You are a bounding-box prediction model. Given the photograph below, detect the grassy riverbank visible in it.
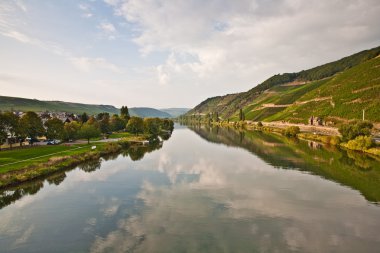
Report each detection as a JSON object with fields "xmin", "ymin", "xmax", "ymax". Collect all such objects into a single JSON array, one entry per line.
[{"xmin": 0, "ymin": 135, "xmax": 151, "ymax": 188}]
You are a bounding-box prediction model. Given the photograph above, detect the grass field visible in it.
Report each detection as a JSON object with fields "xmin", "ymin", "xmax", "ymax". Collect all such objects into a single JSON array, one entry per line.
[
  {"xmin": 108, "ymin": 132, "xmax": 134, "ymax": 138},
  {"xmin": 0, "ymin": 143, "xmax": 105, "ymax": 173}
]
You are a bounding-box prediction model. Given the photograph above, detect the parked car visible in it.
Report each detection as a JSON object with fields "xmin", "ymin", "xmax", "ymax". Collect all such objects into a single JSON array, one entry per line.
[
  {"xmin": 47, "ymin": 139, "xmax": 61, "ymax": 145},
  {"xmin": 26, "ymin": 137, "xmax": 40, "ymax": 144}
]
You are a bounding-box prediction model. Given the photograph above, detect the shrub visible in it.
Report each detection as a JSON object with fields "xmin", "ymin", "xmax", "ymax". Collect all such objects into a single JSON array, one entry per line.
[
  {"xmin": 283, "ymin": 126, "xmax": 300, "ymax": 137},
  {"xmin": 346, "ymin": 136, "xmax": 374, "ymax": 151},
  {"xmin": 329, "ymin": 136, "xmax": 341, "ymax": 145},
  {"xmin": 338, "ymin": 121, "xmax": 373, "ymax": 142},
  {"xmin": 103, "ymin": 142, "xmax": 121, "ymax": 153}
]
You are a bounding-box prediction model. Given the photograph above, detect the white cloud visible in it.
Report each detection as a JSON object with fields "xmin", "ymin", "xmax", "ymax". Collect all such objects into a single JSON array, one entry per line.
[
  {"xmin": 98, "ymin": 21, "xmax": 116, "ymax": 33},
  {"xmin": 14, "ymin": 0, "xmax": 27, "ymax": 12},
  {"xmin": 1, "ymin": 30, "xmax": 33, "ymax": 44},
  {"xmin": 111, "ymin": 0, "xmax": 380, "ymax": 91},
  {"xmin": 97, "ymin": 21, "xmax": 118, "ymax": 40},
  {"xmin": 79, "ymin": 3, "xmax": 93, "ymax": 18},
  {"xmin": 70, "ymin": 57, "xmax": 122, "ymax": 73},
  {"xmin": 103, "ymin": 0, "xmax": 121, "ymax": 7}
]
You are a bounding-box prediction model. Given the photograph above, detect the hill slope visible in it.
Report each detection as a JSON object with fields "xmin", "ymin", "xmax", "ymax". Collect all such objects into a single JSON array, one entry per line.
[
  {"xmin": 160, "ymin": 108, "xmax": 191, "ymax": 117},
  {"xmin": 0, "ymin": 95, "xmax": 119, "ymax": 115},
  {"xmin": 0, "ymin": 96, "xmax": 175, "ymax": 118},
  {"xmin": 129, "ymin": 107, "xmax": 171, "ymax": 118},
  {"xmin": 187, "ymin": 46, "xmax": 380, "ymax": 123}
]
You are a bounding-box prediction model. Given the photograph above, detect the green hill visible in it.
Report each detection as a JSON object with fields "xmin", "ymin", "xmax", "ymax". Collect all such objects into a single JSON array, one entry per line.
[
  {"xmin": 0, "ymin": 96, "xmax": 176, "ymax": 118},
  {"xmin": 187, "ymin": 46, "xmax": 380, "ymax": 123},
  {"xmin": 0, "ymin": 95, "xmax": 119, "ymax": 115},
  {"xmin": 129, "ymin": 107, "xmax": 171, "ymax": 118},
  {"xmin": 160, "ymin": 108, "xmax": 191, "ymax": 117}
]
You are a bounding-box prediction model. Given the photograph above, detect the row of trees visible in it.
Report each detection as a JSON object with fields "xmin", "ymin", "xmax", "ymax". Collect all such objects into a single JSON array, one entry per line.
[
  {"xmin": 126, "ymin": 117, "xmax": 174, "ymax": 136},
  {"xmin": 0, "ymin": 107, "xmax": 174, "ymax": 147}
]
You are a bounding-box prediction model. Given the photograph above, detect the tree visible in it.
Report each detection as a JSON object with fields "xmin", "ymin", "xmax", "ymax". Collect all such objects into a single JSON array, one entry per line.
[
  {"xmin": 0, "ymin": 113, "xmax": 7, "ymax": 149},
  {"xmin": 63, "ymin": 121, "xmax": 81, "ymax": 141},
  {"xmin": 86, "ymin": 116, "xmax": 98, "ymax": 125},
  {"xmin": 97, "ymin": 113, "xmax": 110, "ymax": 134},
  {"xmin": 78, "ymin": 122, "xmax": 101, "ymax": 144},
  {"xmin": 143, "ymin": 118, "xmax": 160, "ymax": 136},
  {"xmin": 2, "ymin": 112, "xmax": 20, "ymax": 148},
  {"xmin": 162, "ymin": 119, "xmax": 174, "ymax": 132},
  {"xmin": 80, "ymin": 112, "xmax": 89, "ymax": 123},
  {"xmin": 110, "ymin": 114, "xmax": 125, "ymax": 131},
  {"xmin": 19, "ymin": 111, "xmax": 44, "ymax": 144},
  {"xmin": 120, "ymin": 106, "xmax": 130, "ymax": 122},
  {"xmin": 126, "ymin": 116, "xmax": 144, "ymax": 135},
  {"xmin": 45, "ymin": 118, "xmax": 64, "ymax": 140},
  {"xmin": 339, "ymin": 121, "xmax": 373, "ymax": 142},
  {"xmin": 239, "ymin": 109, "xmax": 245, "ymax": 121},
  {"xmin": 283, "ymin": 126, "xmax": 300, "ymax": 137}
]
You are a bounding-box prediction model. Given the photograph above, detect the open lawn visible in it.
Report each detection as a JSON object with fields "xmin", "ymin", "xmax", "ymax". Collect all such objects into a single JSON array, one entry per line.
[
  {"xmin": 108, "ymin": 132, "xmax": 134, "ymax": 139},
  {"xmin": 0, "ymin": 143, "xmax": 106, "ymax": 173}
]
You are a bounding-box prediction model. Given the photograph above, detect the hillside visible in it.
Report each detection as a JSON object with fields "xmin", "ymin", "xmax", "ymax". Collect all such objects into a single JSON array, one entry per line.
[
  {"xmin": 0, "ymin": 96, "xmax": 176, "ymax": 118},
  {"xmin": 187, "ymin": 46, "xmax": 380, "ymax": 123},
  {"xmin": 129, "ymin": 107, "xmax": 171, "ymax": 118},
  {"xmin": 0, "ymin": 95, "xmax": 119, "ymax": 115},
  {"xmin": 160, "ymin": 108, "xmax": 191, "ymax": 117}
]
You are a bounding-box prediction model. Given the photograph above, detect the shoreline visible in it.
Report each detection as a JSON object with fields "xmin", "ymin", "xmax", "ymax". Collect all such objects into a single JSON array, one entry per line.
[
  {"xmin": 0, "ymin": 137, "xmax": 152, "ymax": 189},
  {"xmin": 201, "ymin": 121, "xmax": 380, "ymax": 158}
]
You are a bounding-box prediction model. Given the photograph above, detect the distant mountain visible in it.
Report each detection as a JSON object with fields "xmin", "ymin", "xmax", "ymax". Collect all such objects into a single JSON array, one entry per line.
[
  {"xmin": 0, "ymin": 95, "xmax": 119, "ymax": 115},
  {"xmin": 160, "ymin": 108, "xmax": 191, "ymax": 117},
  {"xmin": 0, "ymin": 96, "xmax": 177, "ymax": 118},
  {"xmin": 129, "ymin": 107, "xmax": 172, "ymax": 118},
  {"xmin": 187, "ymin": 46, "xmax": 380, "ymax": 123}
]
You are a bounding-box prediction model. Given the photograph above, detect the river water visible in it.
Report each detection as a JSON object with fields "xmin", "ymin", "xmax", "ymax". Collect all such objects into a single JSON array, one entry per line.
[{"xmin": 1, "ymin": 125, "xmax": 380, "ymax": 252}]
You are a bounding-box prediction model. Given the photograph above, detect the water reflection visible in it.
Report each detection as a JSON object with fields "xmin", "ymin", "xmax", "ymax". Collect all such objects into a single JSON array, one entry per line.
[
  {"xmin": 189, "ymin": 125, "xmax": 380, "ymax": 203},
  {"xmin": 0, "ymin": 126, "xmax": 380, "ymax": 253},
  {"xmin": 0, "ymin": 141, "xmax": 164, "ymax": 210}
]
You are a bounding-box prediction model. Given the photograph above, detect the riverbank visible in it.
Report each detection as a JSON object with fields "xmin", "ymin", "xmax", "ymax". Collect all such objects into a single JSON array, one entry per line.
[
  {"xmin": 207, "ymin": 121, "xmax": 380, "ymax": 157},
  {"xmin": 0, "ymin": 135, "xmax": 151, "ymax": 188}
]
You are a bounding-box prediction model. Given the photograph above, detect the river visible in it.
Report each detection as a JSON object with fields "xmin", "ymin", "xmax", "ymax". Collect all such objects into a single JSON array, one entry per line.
[{"xmin": 0, "ymin": 125, "xmax": 380, "ymax": 252}]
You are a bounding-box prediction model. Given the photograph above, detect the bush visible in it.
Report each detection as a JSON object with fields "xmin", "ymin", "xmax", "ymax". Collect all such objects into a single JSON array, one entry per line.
[
  {"xmin": 329, "ymin": 136, "xmax": 341, "ymax": 145},
  {"xmin": 102, "ymin": 142, "xmax": 121, "ymax": 153},
  {"xmin": 283, "ymin": 126, "xmax": 300, "ymax": 137},
  {"xmin": 338, "ymin": 121, "xmax": 373, "ymax": 142},
  {"xmin": 346, "ymin": 136, "xmax": 374, "ymax": 151}
]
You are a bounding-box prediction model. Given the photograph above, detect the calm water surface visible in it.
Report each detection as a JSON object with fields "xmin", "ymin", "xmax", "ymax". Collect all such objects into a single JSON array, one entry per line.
[{"xmin": 1, "ymin": 125, "xmax": 380, "ymax": 252}]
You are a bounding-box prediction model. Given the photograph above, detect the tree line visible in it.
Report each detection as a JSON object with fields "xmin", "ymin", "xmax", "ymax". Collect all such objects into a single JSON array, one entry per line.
[{"xmin": 0, "ymin": 106, "xmax": 174, "ymax": 148}]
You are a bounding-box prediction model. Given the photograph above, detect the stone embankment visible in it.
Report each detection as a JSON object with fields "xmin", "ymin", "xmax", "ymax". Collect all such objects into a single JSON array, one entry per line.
[{"xmin": 254, "ymin": 121, "xmax": 340, "ymax": 136}]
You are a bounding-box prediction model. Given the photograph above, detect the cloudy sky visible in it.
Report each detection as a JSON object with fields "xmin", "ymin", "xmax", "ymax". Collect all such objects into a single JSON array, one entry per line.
[{"xmin": 0, "ymin": 0, "xmax": 379, "ymax": 108}]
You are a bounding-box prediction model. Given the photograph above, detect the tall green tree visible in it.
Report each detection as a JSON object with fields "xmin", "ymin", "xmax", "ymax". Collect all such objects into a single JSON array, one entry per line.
[
  {"xmin": 2, "ymin": 112, "xmax": 20, "ymax": 148},
  {"xmin": 126, "ymin": 116, "xmax": 144, "ymax": 135},
  {"xmin": 19, "ymin": 111, "xmax": 44, "ymax": 143},
  {"xmin": 45, "ymin": 118, "xmax": 64, "ymax": 140},
  {"xmin": 78, "ymin": 122, "xmax": 101, "ymax": 144},
  {"xmin": 0, "ymin": 113, "xmax": 7, "ymax": 149},
  {"xmin": 162, "ymin": 119, "xmax": 174, "ymax": 132},
  {"xmin": 239, "ymin": 109, "xmax": 245, "ymax": 121},
  {"xmin": 110, "ymin": 114, "xmax": 125, "ymax": 131},
  {"xmin": 97, "ymin": 113, "xmax": 110, "ymax": 134},
  {"xmin": 143, "ymin": 118, "xmax": 160, "ymax": 136},
  {"xmin": 81, "ymin": 112, "xmax": 89, "ymax": 123},
  {"xmin": 120, "ymin": 106, "xmax": 130, "ymax": 121}
]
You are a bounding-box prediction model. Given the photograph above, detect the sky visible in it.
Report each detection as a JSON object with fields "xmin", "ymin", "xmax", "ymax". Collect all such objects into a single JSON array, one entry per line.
[{"xmin": 0, "ymin": 0, "xmax": 379, "ymax": 108}]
